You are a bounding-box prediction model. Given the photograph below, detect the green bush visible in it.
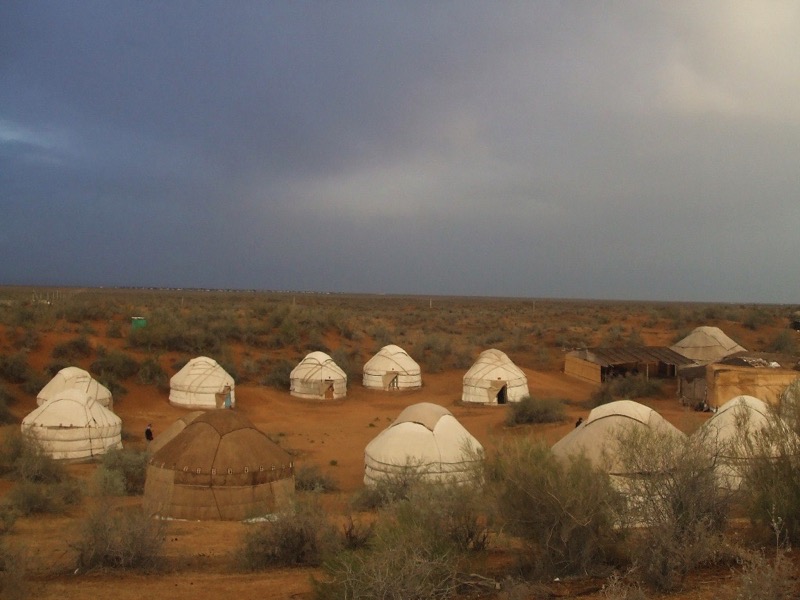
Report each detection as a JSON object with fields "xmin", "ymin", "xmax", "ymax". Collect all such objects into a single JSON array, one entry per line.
[
  {"xmin": 137, "ymin": 357, "xmax": 168, "ymax": 388},
  {"xmin": 330, "ymin": 348, "xmax": 360, "ymax": 383},
  {"xmin": 505, "ymin": 396, "xmax": 566, "ymax": 426},
  {"xmin": 261, "ymin": 359, "xmax": 294, "ymax": 389},
  {"xmin": 94, "ymin": 447, "xmax": 149, "ymax": 495},
  {"xmin": 0, "ymin": 353, "xmax": 31, "ymax": 385},
  {"xmin": 106, "ymin": 320, "xmax": 123, "ymax": 338},
  {"xmin": 486, "ymin": 438, "xmax": 622, "ymax": 577},
  {"xmin": 91, "ymin": 349, "xmax": 140, "ymax": 380},
  {"xmin": 0, "ymin": 431, "xmax": 66, "ymax": 483},
  {"xmin": 51, "ymin": 336, "xmax": 93, "ymax": 361},
  {"xmin": 73, "ymin": 505, "xmax": 165, "ymax": 571},
  {"xmin": 236, "ymin": 497, "xmax": 338, "ymax": 570}
]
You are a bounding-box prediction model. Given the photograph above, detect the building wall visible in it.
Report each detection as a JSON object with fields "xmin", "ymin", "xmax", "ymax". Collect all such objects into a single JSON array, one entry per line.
[
  {"xmin": 564, "ymin": 355, "xmax": 602, "ymax": 384},
  {"xmin": 707, "ymin": 365, "xmax": 799, "ymax": 408}
]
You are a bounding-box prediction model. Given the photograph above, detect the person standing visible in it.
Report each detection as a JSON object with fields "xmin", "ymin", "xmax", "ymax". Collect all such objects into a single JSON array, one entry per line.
[{"xmin": 145, "ymin": 423, "xmax": 154, "ymax": 445}]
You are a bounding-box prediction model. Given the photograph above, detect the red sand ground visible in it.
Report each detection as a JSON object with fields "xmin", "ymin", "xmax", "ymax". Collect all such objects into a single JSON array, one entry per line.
[{"xmin": 1, "ymin": 302, "xmax": 797, "ymax": 599}]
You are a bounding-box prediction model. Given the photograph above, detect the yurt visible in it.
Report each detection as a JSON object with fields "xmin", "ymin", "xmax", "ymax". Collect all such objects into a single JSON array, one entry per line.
[
  {"xmin": 551, "ymin": 400, "xmax": 684, "ymax": 477},
  {"xmin": 148, "ymin": 411, "xmax": 203, "ymax": 455},
  {"xmin": 144, "ymin": 410, "xmax": 294, "ymax": 521},
  {"xmin": 290, "ymin": 351, "xmax": 346, "ymax": 400},
  {"xmin": 362, "ymin": 344, "xmax": 422, "ymax": 391},
  {"xmin": 462, "ymin": 349, "xmax": 529, "ymax": 405},
  {"xmin": 169, "ymin": 356, "xmax": 235, "ymax": 409},
  {"xmin": 37, "ymin": 366, "xmax": 113, "ymax": 410},
  {"xmin": 364, "ymin": 402, "xmax": 483, "ymax": 486},
  {"xmin": 670, "ymin": 326, "xmax": 746, "ymax": 364},
  {"xmin": 21, "ymin": 388, "xmax": 122, "ymax": 461},
  {"xmin": 695, "ymin": 395, "xmax": 771, "ymax": 489}
]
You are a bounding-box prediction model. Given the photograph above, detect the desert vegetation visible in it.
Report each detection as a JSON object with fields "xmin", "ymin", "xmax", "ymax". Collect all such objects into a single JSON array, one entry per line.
[{"xmin": 0, "ymin": 287, "xmax": 797, "ymax": 599}]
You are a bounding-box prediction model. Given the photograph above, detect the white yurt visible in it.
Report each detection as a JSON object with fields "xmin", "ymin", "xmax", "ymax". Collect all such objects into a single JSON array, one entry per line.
[
  {"xmin": 169, "ymin": 356, "xmax": 235, "ymax": 409},
  {"xmin": 695, "ymin": 394, "xmax": 771, "ymax": 489},
  {"xmin": 290, "ymin": 351, "xmax": 346, "ymax": 400},
  {"xmin": 670, "ymin": 326, "xmax": 746, "ymax": 364},
  {"xmin": 37, "ymin": 366, "xmax": 113, "ymax": 410},
  {"xmin": 551, "ymin": 400, "xmax": 684, "ymax": 477},
  {"xmin": 364, "ymin": 402, "xmax": 484, "ymax": 486},
  {"xmin": 462, "ymin": 349, "xmax": 529, "ymax": 405},
  {"xmin": 21, "ymin": 388, "xmax": 122, "ymax": 460},
  {"xmin": 362, "ymin": 344, "xmax": 422, "ymax": 391}
]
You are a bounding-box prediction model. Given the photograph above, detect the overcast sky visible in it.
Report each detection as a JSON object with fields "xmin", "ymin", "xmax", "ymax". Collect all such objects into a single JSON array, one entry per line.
[{"xmin": 2, "ymin": 2, "xmax": 798, "ymax": 303}]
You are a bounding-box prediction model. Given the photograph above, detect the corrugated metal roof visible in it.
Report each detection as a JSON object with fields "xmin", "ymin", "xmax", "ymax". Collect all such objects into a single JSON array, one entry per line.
[{"xmin": 569, "ymin": 346, "xmax": 695, "ymax": 368}]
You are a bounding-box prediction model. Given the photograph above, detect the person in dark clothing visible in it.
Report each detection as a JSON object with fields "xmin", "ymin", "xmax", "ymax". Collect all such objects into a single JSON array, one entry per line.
[
  {"xmin": 145, "ymin": 424, "xmax": 154, "ymax": 443},
  {"xmin": 575, "ymin": 417, "xmax": 583, "ymax": 428}
]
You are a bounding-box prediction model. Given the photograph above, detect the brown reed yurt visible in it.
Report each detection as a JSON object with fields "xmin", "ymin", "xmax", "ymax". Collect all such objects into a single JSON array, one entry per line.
[
  {"xmin": 148, "ymin": 411, "xmax": 204, "ymax": 455},
  {"xmin": 143, "ymin": 410, "xmax": 294, "ymax": 520}
]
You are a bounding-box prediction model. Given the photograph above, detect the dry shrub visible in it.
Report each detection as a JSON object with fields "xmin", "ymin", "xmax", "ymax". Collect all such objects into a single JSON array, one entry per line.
[
  {"xmin": 730, "ymin": 548, "xmax": 796, "ymax": 600},
  {"xmin": 487, "ymin": 438, "xmax": 622, "ymax": 577},
  {"xmin": 317, "ymin": 479, "xmax": 487, "ymax": 598},
  {"xmin": 315, "ymin": 509, "xmax": 459, "ymax": 600},
  {"xmin": 237, "ymin": 496, "xmax": 338, "ymax": 570},
  {"xmin": 589, "ymin": 374, "xmax": 662, "ymax": 407},
  {"xmin": 398, "ymin": 482, "xmax": 489, "ymax": 552},
  {"xmin": 340, "ymin": 515, "xmax": 375, "ymax": 550},
  {"xmin": 614, "ymin": 427, "xmax": 730, "ymax": 591},
  {"xmin": 295, "ymin": 463, "xmax": 340, "ymax": 493},
  {"xmin": 0, "ymin": 539, "xmax": 28, "ymax": 600},
  {"xmin": 0, "ymin": 386, "xmax": 16, "ymax": 424},
  {"xmin": 602, "ymin": 572, "xmax": 647, "ymax": 600},
  {"xmin": 73, "ymin": 504, "xmax": 165, "ymax": 571},
  {"xmin": 9, "ymin": 478, "xmax": 83, "ymax": 516},
  {"xmin": 505, "ymin": 396, "xmax": 566, "ymax": 426},
  {"xmin": 740, "ymin": 379, "xmax": 800, "ymax": 544},
  {"xmin": 350, "ymin": 463, "xmax": 424, "ymax": 511}
]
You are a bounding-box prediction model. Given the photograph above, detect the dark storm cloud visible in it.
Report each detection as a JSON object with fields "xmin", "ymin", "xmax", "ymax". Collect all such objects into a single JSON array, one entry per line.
[{"xmin": 1, "ymin": 2, "xmax": 799, "ymax": 301}]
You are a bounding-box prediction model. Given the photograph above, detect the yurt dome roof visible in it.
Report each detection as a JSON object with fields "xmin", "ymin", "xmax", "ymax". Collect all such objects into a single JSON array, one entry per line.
[{"xmin": 364, "ymin": 345, "xmax": 420, "ymax": 375}]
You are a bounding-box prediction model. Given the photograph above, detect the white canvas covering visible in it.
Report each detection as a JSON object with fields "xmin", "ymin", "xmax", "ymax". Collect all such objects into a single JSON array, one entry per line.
[
  {"xmin": 695, "ymin": 395, "xmax": 771, "ymax": 489},
  {"xmin": 551, "ymin": 400, "xmax": 684, "ymax": 476},
  {"xmin": 22, "ymin": 388, "xmax": 122, "ymax": 461},
  {"xmin": 169, "ymin": 356, "xmax": 235, "ymax": 409},
  {"xmin": 290, "ymin": 351, "xmax": 346, "ymax": 400},
  {"xmin": 362, "ymin": 344, "xmax": 422, "ymax": 391},
  {"xmin": 462, "ymin": 349, "xmax": 529, "ymax": 404},
  {"xmin": 670, "ymin": 326, "xmax": 746, "ymax": 364},
  {"xmin": 364, "ymin": 402, "xmax": 483, "ymax": 485},
  {"xmin": 37, "ymin": 366, "xmax": 113, "ymax": 410}
]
